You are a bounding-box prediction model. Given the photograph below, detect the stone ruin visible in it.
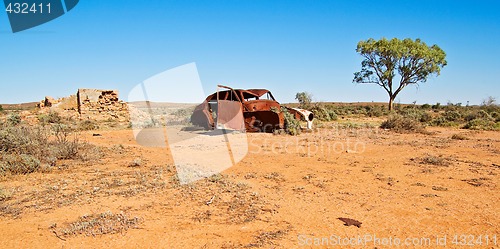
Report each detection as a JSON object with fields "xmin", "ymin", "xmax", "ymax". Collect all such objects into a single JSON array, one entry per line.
[{"xmin": 37, "ymin": 88, "xmax": 129, "ymax": 122}]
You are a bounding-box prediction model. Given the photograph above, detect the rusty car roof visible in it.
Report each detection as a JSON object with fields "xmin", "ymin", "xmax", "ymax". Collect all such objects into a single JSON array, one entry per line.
[{"xmin": 205, "ymin": 89, "xmax": 273, "ymax": 101}]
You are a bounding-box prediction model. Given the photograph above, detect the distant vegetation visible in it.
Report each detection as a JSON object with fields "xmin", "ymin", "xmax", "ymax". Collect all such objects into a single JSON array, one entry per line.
[{"xmin": 290, "ymin": 95, "xmax": 500, "ymax": 132}]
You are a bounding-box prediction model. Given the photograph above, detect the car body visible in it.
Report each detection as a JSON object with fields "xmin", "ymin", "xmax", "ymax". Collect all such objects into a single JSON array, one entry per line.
[{"xmin": 191, "ymin": 85, "xmax": 313, "ymax": 132}]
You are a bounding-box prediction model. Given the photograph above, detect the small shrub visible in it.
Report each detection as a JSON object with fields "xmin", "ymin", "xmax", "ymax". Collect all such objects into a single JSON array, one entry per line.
[
  {"xmin": 79, "ymin": 120, "xmax": 98, "ymax": 131},
  {"xmin": 451, "ymin": 134, "xmax": 468, "ymax": 140},
  {"xmin": 477, "ymin": 110, "xmax": 493, "ymax": 120},
  {"xmin": 431, "ymin": 116, "xmax": 457, "ymax": 127},
  {"xmin": 0, "ymin": 186, "xmax": 12, "ymax": 201},
  {"xmin": 419, "ymin": 112, "xmax": 433, "ymax": 123},
  {"xmin": 52, "ymin": 125, "xmax": 81, "ymax": 159},
  {"xmin": 58, "ymin": 211, "xmax": 142, "ymax": 237},
  {"xmin": 399, "ymin": 108, "xmax": 425, "ymax": 121},
  {"xmin": 7, "ymin": 113, "xmax": 21, "ymax": 126},
  {"xmin": 365, "ymin": 105, "xmax": 387, "ymax": 117},
  {"xmin": 417, "ymin": 154, "xmax": 449, "ymax": 166},
  {"xmin": 282, "ymin": 108, "xmax": 301, "ymax": 135},
  {"xmin": 432, "ymin": 102, "xmax": 441, "ymax": 110},
  {"xmin": 421, "ymin": 104, "xmax": 431, "ymax": 109},
  {"xmin": 38, "ymin": 111, "xmax": 62, "ymax": 125},
  {"xmin": 310, "ymin": 106, "xmax": 337, "ymax": 121},
  {"xmin": 444, "ymin": 110, "xmax": 462, "ymax": 122},
  {"xmin": 463, "ymin": 118, "xmax": 500, "ymax": 131},
  {"xmin": 380, "ymin": 115, "xmax": 423, "ymax": 133},
  {"xmin": 0, "ymin": 153, "xmax": 41, "ymax": 175},
  {"xmin": 0, "ymin": 124, "xmax": 98, "ymax": 175},
  {"xmin": 0, "ymin": 105, "xmax": 3, "ymax": 112}
]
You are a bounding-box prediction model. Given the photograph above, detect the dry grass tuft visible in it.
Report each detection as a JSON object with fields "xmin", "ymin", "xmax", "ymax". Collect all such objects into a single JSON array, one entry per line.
[
  {"xmin": 57, "ymin": 211, "xmax": 142, "ymax": 237},
  {"xmin": 412, "ymin": 154, "xmax": 451, "ymax": 167},
  {"xmin": 246, "ymin": 226, "xmax": 291, "ymax": 247},
  {"xmin": 451, "ymin": 134, "xmax": 469, "ymax": 140}
]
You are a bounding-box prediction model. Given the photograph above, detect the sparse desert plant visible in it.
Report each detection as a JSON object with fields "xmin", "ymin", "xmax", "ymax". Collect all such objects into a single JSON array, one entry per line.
[
  {"xmin": 421, "ymin": 103, "xmax": 431, "ymax": 109},
  {"xmin": 78, "ymin": 119, "xmax": 98, "ymax": 131},
  {"xmin": 463, "ymin": 118, "xmax": 500, "ymax": 131},
  {"xmin": 310, "ymin": 105, "xmax": 338, "ymax": 121},
  {"xmin": 432, "ymin": 102, "xmax": 441, "ymax": 110},
  {"xmin": 419, "ymin": 112, "xmax": 433, "ymax": 122},
  {"xmin": 295, "ymin": 92, "xmax": 312, "ymax": 109},
  {"xmin": 443, "ymin": 110, "xmax": 462, "ymax": 122},
  {"xmin": 38, "ymin": 111, "xmax": 62, "ymax": 125},
  {"xmin": 0, "ymin": 153, "xmax": 41, "ymax": 175},
  {"xmin": 51, "ymin": 124, "xmax": 80, "ymax": 160},
  {"xmin": 282, "ymin": 107, "xmax": 301, "ymax": 135},
  {"xmin": 0, "ymin": 124, "xmax": 98, "ymax": 176},
  {"xmin": 415, "ymin": 154, "xmax": 450, "ymax": 166},
  {"xmin": 7, "ymin": 113, "xmax": 21, "ymax": 126},
  {"xmin": 451, "ymin": 134, "xmax": 468, "ymax": 140},
  {"xmin": 0, "ymin": 186, "xmax": 12, "ymax": 201},
  {"xmin": 380, "ymin": 115, "xmax": 424, "ymax": 133},
  {"xmin": 58, "ymin": 211, "xmax": 142, "ymax": 237}
]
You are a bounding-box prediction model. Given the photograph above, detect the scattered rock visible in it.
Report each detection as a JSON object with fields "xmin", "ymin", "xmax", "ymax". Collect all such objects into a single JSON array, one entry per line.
[{"xmin": 338, "ymin": 217, "xmax": 362, "ymax": 228}]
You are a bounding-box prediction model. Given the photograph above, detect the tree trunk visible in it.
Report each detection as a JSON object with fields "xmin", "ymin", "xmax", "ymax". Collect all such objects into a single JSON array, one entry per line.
[{"xmin": 388, "ymin": 97, "xmax": 394, "ymax": 111}]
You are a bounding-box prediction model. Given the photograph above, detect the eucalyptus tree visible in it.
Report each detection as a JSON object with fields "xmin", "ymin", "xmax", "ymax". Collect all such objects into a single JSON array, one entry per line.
[{"xmin": 353, "ymin": 38, "xmax": 447, "ymax": 110}]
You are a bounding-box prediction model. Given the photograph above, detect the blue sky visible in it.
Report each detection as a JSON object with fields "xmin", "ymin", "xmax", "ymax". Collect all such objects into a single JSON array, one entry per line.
[{"xmin": 1, "ymin": 0, "xmax": 499, "ymax": 105}]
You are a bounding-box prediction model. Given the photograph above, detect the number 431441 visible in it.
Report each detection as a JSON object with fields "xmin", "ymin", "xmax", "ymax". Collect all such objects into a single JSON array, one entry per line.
[{"xmin": 5, "ymin": 3, "xmax": 51, "ymax": 14}]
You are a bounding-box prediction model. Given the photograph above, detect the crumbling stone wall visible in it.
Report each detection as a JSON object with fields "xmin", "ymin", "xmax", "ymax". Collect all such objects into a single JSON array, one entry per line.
[
  {"xmin": 37, "ymin": 89, "xmax": 129, "ymax": 122},
  {"xmin": 77, "ymin": 89, "xmax": 128, "ymax": 121}
]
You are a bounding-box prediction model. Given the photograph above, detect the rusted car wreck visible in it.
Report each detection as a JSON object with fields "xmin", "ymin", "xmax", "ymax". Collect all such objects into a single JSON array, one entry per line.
[{"xmin": 191, "ymin": 85, "xmax": 313, "ymax": 132}]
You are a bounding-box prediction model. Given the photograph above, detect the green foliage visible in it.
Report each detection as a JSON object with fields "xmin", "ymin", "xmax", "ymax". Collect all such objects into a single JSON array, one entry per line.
[
  {"xmin": 281, "ymin": 108, "xmax": 301, "ymax": 135},
  {"xmin": 0, "ymin": 105, "xmax": 3, "ymax": 112},
  {"xmin": 431, "ymin": 117, "xmax": 457, "ymax": 127},
  {"xmin": 295, "ymin": 92, "xmax": 312, "ymax": 109},
  {"xmin": 463, "ymin": 118, "xmax": 500, "ymax": 131},
  {"xmin": 310, "ymin": 106, "xmax": 338, "ymax": 121},
  {"xmin": 443, "ymin": 110, "xmax": 462, "ymax": 122},
  {"xmin": 354, "ymin": 37, "xmax": 447, "ymax": 110}
]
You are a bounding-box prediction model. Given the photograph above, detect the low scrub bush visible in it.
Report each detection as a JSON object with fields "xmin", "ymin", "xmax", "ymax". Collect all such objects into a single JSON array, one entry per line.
[
  {"xmin": 0, "ymin": 154, "xmax": 41, "ymax": 175},
  {"xmin": 37, "ymin": 111, "xmax": 62, "ymax": 125},
  {"xmin": 282, "ymin": 108, "xmax": 301, "ymax": 135},
  {"xmin": 310, "ymin": 106, "xmax": 338, "ymax": 121},
  {"xmin": 78, "ymin": 120, "xmax": 99, "ymax": 131},
  {"xmin": 463, "ymin": 118, "xmax": 500, "ymax": 131},
  {"xmin": 58, "ymin": 211, "xmax": 142, "ymax": 237},
  {"xmin": 7, "ymin": 113, "xmax": 21, "ymax": 126},
  {"xmin": 380, "ymin": 115, "xmax": 424, "ymax": 133},
  {"xmin": 0, "ymin": 124, "xmax": 98, "ymax": 176}
]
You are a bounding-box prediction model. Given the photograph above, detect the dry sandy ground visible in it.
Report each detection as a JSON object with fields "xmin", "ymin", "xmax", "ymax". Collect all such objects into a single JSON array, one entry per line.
[{"xmin": 0, "ymin": 122, "xmax": 498, "ymax": 248}]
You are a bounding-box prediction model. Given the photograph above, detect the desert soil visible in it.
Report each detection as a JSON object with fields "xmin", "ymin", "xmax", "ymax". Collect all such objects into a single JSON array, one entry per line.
[{"xmin": 0, "ymin": 123, "xmax": 498, "ymax": 248}]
